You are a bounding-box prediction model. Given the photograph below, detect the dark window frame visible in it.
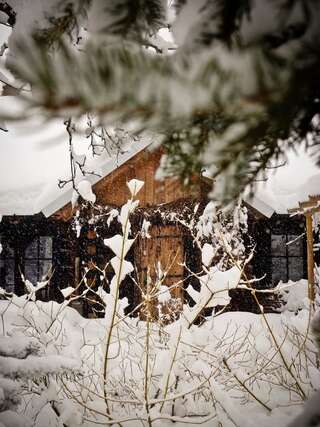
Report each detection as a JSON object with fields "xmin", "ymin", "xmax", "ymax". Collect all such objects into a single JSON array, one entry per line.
[
  {"xmin": 24, "ymin": 236, "xmax": 53, "ymax": 284},
  {"xmin": 0, "ymin": 235, "xmax": 15, "ymax": 292},
  {"xmin": 271, "ymin": 233, "xmax": 304, "ymax": 284}
]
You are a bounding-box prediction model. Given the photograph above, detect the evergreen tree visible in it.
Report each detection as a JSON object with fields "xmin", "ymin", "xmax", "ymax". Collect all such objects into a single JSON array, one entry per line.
[{"xmin": 0, "ymin": 0, "xmax": 319, "ymax": 201}]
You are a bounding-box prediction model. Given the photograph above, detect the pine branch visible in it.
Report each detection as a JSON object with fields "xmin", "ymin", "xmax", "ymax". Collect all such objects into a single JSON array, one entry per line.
[
  {"xmin": 98, "ymin": 0, "xmax": 167, "ymax": 38},
  {"xmin": 3, "ymin": 0, "xmax": 320, "ymax": 202},
  {"xmin": 9, "ymin": 38, "xmax": 290, "ymax": 123}
]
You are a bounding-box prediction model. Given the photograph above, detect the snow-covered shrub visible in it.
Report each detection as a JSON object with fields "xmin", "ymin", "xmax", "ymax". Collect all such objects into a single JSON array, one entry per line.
[
  {"xmin": 48, "ymin": 183, "xmax": 318, "ymax": 426},
  {"xmin": 0, "ymin": 288, "xmax": 82, "ymax": 426},
  {"xmin": 279, "ymin": 279, "xmax": 310, "ymax": 312},
  {"xmin": 1, "ymin": 290, "xmax": 319, "ymax": 427},
  {"xmin": 1, "ymin": 181, "xmax": 319, "ymax": 426},
  {"xmin": 286, "ymin": 311, "xmax": 320, "ymax": 427}
]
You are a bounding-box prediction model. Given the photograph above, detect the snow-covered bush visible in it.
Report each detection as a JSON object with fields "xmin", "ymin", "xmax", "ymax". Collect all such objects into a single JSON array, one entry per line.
[
  {"xmin": 1, "ymin": 181, "xmax": 319, "ymax": 426},
  {"xmin": 1, "ymin": 284, "xmax": 319, "ymax": 427},
  {"xmin": 0, "ymin": 291, "xmax": 82, "ymax": 427}
]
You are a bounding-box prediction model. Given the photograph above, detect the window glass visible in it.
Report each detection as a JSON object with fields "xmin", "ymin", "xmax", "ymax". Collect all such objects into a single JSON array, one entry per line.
[
  {"xmin": 25, "ymin": 260, "xmax": 38, "ymax": 284},
  {"xmin": 287, "ymin": 235, "xmax": 303, "ymax": 257},
  {"xmin": 271, "ymin": 257, "xmax": 287, "ymax": 284},
  {"xmin": 271, "ymin": 231, "xmax": 304, "ymax": 284},
  {"xmin": 0, "ymin": 259, "xmax": 14, "ymax": 292},
  {"xmin": 39, "ymin": 260, "xmax": 52, "ymax": 280},
  {"xmin": 0, "ymin": 238, "xmax": 15, "ymax": 292},
  {"xmin": 0, "ymin": 240, "xmax": 14, "ymax": 258},
  {"xmin": 288, "ymin": 257, "xmax": 304, "ymax": 282},
  {"xmin": 6, "ymin": 259, "xmax": 14, "ymax": 285},
  {"xmin": 24, "ymin": 237, "xmax": 53, "ymax": 283},
  {"xmin": 39, "ymin": 236, "xmax": 52, "ymax": 258},
  {"xmin": 25, "ymin": 240, "xmax": 38, "ymax": 259},
  {"xmin": 271, "ymin": 234, "xmax": 286, "ymax": 256}
]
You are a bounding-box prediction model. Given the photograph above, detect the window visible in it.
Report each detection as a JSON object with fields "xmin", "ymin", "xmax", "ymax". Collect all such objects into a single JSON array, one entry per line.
[
  {"xmin": 24, "ymin": 236, "xmax": 53, "ymax": 284},
  {"xmin": 0, "ymin": 236, "xmax": 15, "ymax": 293},
  {"xmin": 271, "ymin": 234, "xmax": 304, "ymax": 284}
]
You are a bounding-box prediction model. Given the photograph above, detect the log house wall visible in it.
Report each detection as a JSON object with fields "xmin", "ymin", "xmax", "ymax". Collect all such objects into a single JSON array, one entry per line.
[{"xmin": 54, "ymin": 148, "xmax": 203, "ymax": 221}]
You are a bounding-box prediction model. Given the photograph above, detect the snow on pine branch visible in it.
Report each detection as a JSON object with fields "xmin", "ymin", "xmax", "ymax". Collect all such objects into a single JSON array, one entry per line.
[
  {"xmin": 7, "ymin": 38, "xmax": 289, "ymax": 126},
  {"xmin": 5, "ymin": 35, "xmax": 295, "ymax": 202},
  {"xmin": 88, "ymin": 0, "xmax": 167, "ymax": 38}
]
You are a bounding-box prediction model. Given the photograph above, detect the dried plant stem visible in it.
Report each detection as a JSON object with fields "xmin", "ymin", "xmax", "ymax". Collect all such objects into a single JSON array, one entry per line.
[
  {"xmin": 217, "ymin": 230, "xmax": 307, "ymax": 400},
  {"xmin": 160, "ymin": 325, "xmax": 182, "ymax": 412},
  {"xmin": 222, "ymin": 358, "xmax": 271, "ymax": 412},
  {"xmin": 144, "ymin": 294, "xmax": 153, "ymax": 427},
  {"xmin": 102, "ymin": 211, "xmax": 131, "ymax": 424}
]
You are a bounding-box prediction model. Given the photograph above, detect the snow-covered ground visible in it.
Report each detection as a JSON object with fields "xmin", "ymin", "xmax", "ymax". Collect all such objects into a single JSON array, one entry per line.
[{"xmin": 0, "ymin": 279, "xmax": 319, "ymax": 427}]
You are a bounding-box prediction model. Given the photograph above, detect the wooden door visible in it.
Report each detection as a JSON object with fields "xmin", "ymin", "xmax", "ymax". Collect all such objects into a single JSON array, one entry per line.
[{"xmin": 135, "ymin": 225, "xmax": 184, "ymax": 320}]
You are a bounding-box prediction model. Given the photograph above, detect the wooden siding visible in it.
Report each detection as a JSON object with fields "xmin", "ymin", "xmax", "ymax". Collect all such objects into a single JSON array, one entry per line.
[
  {"xmin": 54, "ymin": 148, "xmax": 202, "ymax": 220},
  {"xmin": 93, "ymin": 149, "xmax": 198, "ymax": 206},
  {"xmin": 134, "ymin": 225, "xmax": 185, "ymax": 319}
]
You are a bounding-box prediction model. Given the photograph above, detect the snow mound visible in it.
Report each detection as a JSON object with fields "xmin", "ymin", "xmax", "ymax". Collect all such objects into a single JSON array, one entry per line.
[{"xmin": 279, "ymin": 279, "xmax": 310, "ymax": 312}]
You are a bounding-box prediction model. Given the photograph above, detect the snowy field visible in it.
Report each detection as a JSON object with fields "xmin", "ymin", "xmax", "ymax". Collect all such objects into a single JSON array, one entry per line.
[{"xmin": 0, "ymin": 279, "xmax": 319, "ymax": 427}]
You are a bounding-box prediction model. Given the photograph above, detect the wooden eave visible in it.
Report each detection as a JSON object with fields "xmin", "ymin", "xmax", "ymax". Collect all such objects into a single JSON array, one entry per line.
[{"xmin": 288, "ymin": 195, "xmax": 320, "ymax": 215}]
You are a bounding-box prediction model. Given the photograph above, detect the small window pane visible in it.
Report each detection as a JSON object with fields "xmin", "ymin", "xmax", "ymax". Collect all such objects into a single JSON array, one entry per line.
[
  {"xmin": 39, "ymin": 237, "xmax": 52, "ymax": 258},
  {"xmin": 25, "ymin": 260, "xmax": 38, "ymax": 284},
  {"xmin": 0, "ymin": 259, "xmax": 14, "ymax": 290},
  {"xmin": 271, "ymin": 235, "xmax": 286, "ymax": 256},
  {"xmin": 272, "ymin": 257, "xmax": 287, "ymax": 284},
  {"xmin": 6, "ymin": 244, "xmax": 14, "ymax": 258},
  {"xmin": 0, "ymin": 241, "xmax": 14, "ymax": 258},
  {"xmin": 287, "ymin": 235, "xmax": 303, "ymax": 257},
  {"xmin": 6, "ymin": 259, "xmax": 15, "ymax": 284},
  {"xmin": 39, "ymin": 260, "xmax": 52, "ymax": 281},
  {"xmin": 288, "ymin": 257, "xmax": 304, "ymax": 281},
  {"xmin": 0, "ymin": 259, "xmax": 4, "ymax": 280},
  {"xmin": 25, "ymin": 240, "xmax": 38, "ymax": 259}
]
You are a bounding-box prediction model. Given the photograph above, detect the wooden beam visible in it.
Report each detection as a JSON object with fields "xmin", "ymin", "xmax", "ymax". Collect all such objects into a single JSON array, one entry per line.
[
  {"xmin": 308, "ymin": 195, "xmax": 320, "ymax": 203},
  {"xmin": 75, "ymin": 256, "xmax": 80, "ymax": 286},
  {"xmin": 305, "ymin": 213, "xmax": 315, "ymax": 303},
  {"xmin": 289, "ymin": 206, "xmax": 320, "ymax": 215},
  {"xmin": 288, "ymin": 207, "xmax": 301, "ymax": 214},
  {"xmin": 299, "ymin": 200, "xmax": 317, "ymax": 209}
]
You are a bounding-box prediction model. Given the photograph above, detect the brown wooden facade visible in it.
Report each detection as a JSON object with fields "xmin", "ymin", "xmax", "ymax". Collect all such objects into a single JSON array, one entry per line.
[{"xmin": 53, "ymin": 148, "xmax": 207, "ymax": 221}]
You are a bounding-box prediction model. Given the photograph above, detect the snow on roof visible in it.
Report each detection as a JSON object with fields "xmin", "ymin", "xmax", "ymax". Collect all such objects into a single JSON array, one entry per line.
[
  {"xmin": 252, "ymin": 172, "xmax": 320, "ymax": 215},
  {"xmin": 0, "ymin": 134, "xmax": 152, "ymax": 217},
  {"xmin": 36, "ymin": 136, "xmax": 153, "ymax": 218},
  {"xmin": 246, "ymin": 147, "xmax": 320, "ymax": 215},
  {"xmin": 0, "ymin": 184, "xmax": 43, "ymax": 216},
  {"xmin": 244, "ymin": 194, "xmax": 275, "ymax": 218},
  {"xmin": 0, "ymin": 96, "xmax": 154, "ymax": 217}
]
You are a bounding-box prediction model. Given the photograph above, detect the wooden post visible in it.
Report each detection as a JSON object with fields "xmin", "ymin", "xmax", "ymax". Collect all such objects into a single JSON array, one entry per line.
[
  {"xmin": 305, "ymin": 213, "xmax": 315, "ymax": 303},
  {"xmin": 74, "ymin": 256, "xmax": 80, "ymax": 286}
]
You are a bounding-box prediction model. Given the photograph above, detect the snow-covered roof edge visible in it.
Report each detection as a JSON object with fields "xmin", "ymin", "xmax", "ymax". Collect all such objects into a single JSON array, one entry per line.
[
  {"xmin": 40, "ymin": 138, "xmax": 152, "ymax": 218},
  {"xmin": 244, "ymin": 195, "xmax": 275, "ymax": 218}
]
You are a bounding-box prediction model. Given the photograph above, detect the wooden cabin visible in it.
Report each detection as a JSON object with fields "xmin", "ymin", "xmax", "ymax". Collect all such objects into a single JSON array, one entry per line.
[{"xmin": 0, "ymin": 142, "xmax": 308, "ymax": 315}]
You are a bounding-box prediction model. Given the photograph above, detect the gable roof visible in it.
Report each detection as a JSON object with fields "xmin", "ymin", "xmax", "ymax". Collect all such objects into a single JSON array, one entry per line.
[{"xmin": 37, "ymin": 137, "xmax": 153, "ymax": 218}]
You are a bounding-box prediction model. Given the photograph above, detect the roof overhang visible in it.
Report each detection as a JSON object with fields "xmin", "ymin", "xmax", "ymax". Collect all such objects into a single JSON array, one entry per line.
[{"xmin": 245, "ymin": 195, "xmax": 275, "ymax": 218}]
